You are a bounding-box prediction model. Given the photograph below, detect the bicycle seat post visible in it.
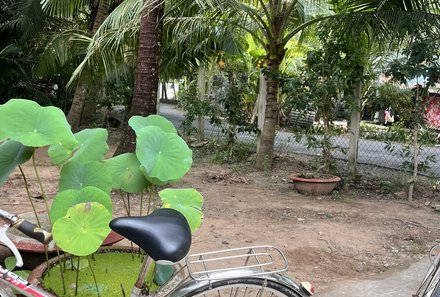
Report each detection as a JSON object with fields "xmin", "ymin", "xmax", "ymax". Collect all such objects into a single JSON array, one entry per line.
[{"xmin": 132, "ymin": 255, "xmax": 153, "ymax": 297}]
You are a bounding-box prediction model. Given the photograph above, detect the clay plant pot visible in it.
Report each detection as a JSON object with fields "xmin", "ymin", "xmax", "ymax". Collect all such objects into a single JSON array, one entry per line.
[
  {"xmin": 289, "ymin": 173, "xmax": 341, "ymax": 195},
  {"xmin": 28, "ymin": 246, "xmax": 145, "ymax": 297}
]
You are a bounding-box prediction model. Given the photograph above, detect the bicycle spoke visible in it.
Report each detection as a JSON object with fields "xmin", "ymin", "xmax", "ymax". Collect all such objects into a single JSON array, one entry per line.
[
  {"xmin": 192, "ymin": 285, "xmax": 291, "ymax": 297},
  {"xmin": 186, "ymin": 278, "xmax": 301, "ymax": 297}
]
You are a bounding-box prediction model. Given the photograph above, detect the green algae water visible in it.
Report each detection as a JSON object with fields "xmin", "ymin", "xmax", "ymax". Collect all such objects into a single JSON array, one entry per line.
[{"xmin": 42, "ymin": 252, "xmax": 149, "ymax": 297}]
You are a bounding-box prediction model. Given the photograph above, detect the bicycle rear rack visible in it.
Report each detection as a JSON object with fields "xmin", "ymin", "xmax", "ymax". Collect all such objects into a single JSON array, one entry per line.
[{"xmin": 185, "ymin": 245, "xmax": 289, "ymax": 281}]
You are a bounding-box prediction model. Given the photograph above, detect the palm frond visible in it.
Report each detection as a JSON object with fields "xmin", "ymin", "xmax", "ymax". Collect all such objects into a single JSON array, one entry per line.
[
  {"xmin": 322, "ymin": 10, "xmax": 440, "ymax": 48},
  {"xmin": 346, "ymin": 0, "xmax": 440, "ymax": 12},
  {"xmin": 1, "ymin": 0, "xmax": 47, "ymax": 43},
  {"xmin": 66, "ymin": 0, "xmax": 144, "ymax": 88},
  {"xmin": 162, "ymin": 13, "xmax": 237, "ymax": 79},
  {"xmin": 34, "ymin": 30, "xmax": 91, "ymax": 77},
  {"xmin": 0, "ymin": 44, "xmax": 19, "ymax": 57},
  {"xmin": 0, "ymin": 44, "xmax": 28, "ymax": 80},
  {"xmin": 40, "ymin": 0, "xmax": 90, "ymax": 19}
]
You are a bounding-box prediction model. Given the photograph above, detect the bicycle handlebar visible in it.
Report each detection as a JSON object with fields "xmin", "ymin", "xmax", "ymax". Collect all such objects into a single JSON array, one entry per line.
[
  {"xmin": 0, "ymin": 209, "xmax": 52, "ymax": 244},
  {"xmin": 0, "ymin": 209, "xmax": 53, "ymax": 268},
  {"xmin": 13, "ymin": 219, "xmax": 52, "ymax": 244}
]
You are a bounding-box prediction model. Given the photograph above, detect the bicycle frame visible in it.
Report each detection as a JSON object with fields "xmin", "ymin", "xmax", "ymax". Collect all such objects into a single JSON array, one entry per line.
[
  {"xmin": 0, "ymin": 208, "xmax": 313, "ymax": 297},
  {"xmin": 0, "ymin": 265, "xmax": 54, "ymax": 297},
  {"xmin": 0, "ymin": 214, "xmax": 53, "ymax": 297},
  {"xmin": 415, "ymin": 242, "xmax": 440, "ymax": 297},
  {"xmin": 150, "ymin": 246, "xmax": 311, "ymax": 297},
  {"xmin": 0, "ymin": 249, "xmax": 308, "ymax": 297},
  {"xmin": 127, "ymin": 257, "xmax": 308, "ymax": 297}
]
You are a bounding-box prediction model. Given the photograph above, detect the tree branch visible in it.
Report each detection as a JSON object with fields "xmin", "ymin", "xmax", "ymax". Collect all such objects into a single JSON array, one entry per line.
[
  {"xmin": 279, "ymin": 0, "xmax": 299, "ymax": 31},
  {"xmin": 282, "ymin": 15, "xmax": 332, "ymax": 46},
  {"xmin": 236, "ymin": 2, "xmax": 273, "ymax": 43},
  {"xmin": 258, "ymin": 0, "xmax": 272, "ymax": 22}
]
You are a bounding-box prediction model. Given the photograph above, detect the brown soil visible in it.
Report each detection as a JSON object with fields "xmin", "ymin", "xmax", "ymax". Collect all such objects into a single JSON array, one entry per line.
[{"xmin": 1, "ymin": 146, "xmax": 440, "ymax": 294}]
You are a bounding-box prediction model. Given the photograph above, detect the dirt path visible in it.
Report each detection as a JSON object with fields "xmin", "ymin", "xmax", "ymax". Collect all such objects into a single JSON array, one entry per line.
[
  {"xmin": 180, "ymin": 162, "xmax": 440, "ymax": 292},
  {"xmin": 1, "ymin": 147, "xmax": 440, "ymax": 293}
]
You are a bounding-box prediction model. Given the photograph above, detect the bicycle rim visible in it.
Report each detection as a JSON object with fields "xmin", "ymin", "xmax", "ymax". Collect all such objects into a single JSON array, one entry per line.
[
  {"xmin": 184, "ymin": 278, "xmax": 305, "ymax": 297},
  {"xmin": 419, "ymin": 260, "xmax": 440, "ymax": 296}
]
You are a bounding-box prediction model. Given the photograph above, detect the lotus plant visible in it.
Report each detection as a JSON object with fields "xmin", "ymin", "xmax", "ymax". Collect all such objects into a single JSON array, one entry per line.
[{"xmin": 0, "ymin": 99, "xmax": 204, "ymax": 295}]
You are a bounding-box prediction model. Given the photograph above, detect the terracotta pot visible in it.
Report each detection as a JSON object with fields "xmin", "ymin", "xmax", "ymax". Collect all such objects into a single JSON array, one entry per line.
[
  {"xmin": 289, "ymin": 173, "xmax": 341, "ymax": 195},
  {"xmin": 28, "ymin": 246, "xmax": 141, "ymax": 297}
]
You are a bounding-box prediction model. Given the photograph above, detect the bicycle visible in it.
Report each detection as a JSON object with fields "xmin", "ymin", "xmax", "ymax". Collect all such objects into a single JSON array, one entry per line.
[
  {"xmin": 414, "ymin": 242, "xmax": 440, "ymax": 297},
  {"xmin": 0, "ymin": 208, "xmax": 314, "ymax": 297}
]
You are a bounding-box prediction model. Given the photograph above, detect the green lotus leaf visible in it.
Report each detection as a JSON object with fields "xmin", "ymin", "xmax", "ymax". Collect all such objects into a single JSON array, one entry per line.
[
  {"xmin": 159, "ymin": 188, "xmax": 204, "ymax": 232},
  {"xmin": 129, "ymin": 115, "xmax": 177, "ymax": 135},
  {"xmin": 52, "ymin": 202, "xmax": 111, "ymax": 256},
  {"xmin": 50, "ymin": 186, "xmax": 112, "ymax": 225},
  {"xmin": 0, "ymin": 140, "xmax": 34, "ymax": 186},
  {"xmin": 49, "ymin": 128, "xmax": 109, "ymax": 165},
  {"xmin": 104, "ymin": 153, "xmax": 150, "ymax": 193},
  {"xmin": 14, "ymin": 270, "xmax": 30, "ymax": 280},
  {"xmin": 138, "ymin": 165, "xmax": 179, "ymax": 186},
  {"xmin": 136, "ymin": 126, "xmax": 192, "ymax": 183},
  {"xmin": 47, "ymin": 142, "xmax": 76, "ymax": 165},
  {"xmin": 4, "ymin": 256, "xmax": 30, "ymax": 278},
  {"xmin": 59, "ymin": 161, "xmax": 112, "ymax": 194},
  {"xmin": 5, "ymin": 256, "xmax": 18, "ymax": 270},
  {"xmin": 0, "ymin": 99, "xmax": 77, "ymax": 150}
]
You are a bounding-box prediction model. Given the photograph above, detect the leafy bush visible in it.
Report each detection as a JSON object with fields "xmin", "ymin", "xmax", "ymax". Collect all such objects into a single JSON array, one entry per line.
[
  {"xmin": 212, "ymin": 142, "xmax": 255, "ymax": 164},
  {"xmin": 360, "ymin": 122, "xmax": 438, "ymax": 146},
  {"xmin": 178, "ymin": 69, "xmax": 257, "ymax": 143},
  {"xmin": 177, "ymin": 81, "xmax": 215, "ymax": 135}
]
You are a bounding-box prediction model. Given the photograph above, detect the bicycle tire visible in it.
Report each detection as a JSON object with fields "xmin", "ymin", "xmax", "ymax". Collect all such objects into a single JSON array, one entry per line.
[
  {"xmin": 432, "ymin": 282, "xmax": 440, "ymax": 297},
  {"xmin": 183, "ymin": 277, "xmax": 307, "ymax": 297},
  {"xmin": 422, "ymin": 259, "xmax": 440, "ymax": 297}
]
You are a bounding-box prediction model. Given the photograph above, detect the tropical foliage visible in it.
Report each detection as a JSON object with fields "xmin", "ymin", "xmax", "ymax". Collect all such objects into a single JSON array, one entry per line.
[{"xmin": 1, "ymin": 0, "xmax": 440, "ymax": 172}]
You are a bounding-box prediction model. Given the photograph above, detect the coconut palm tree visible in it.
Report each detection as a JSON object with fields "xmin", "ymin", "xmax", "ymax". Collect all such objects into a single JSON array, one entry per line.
[
  {"xmin": 39, "ymin": 0, "xmax": 440, "ymax": 164},
  {"xmin": 320, "ymin": 0, "xmax": 440, "ymax": 176},
  {"xmin": 59, "ymin": 0, "xmax": 247, "ymax": 153},
  {"xmin": 114, "ymin": 0, "xmax": 164, "ymax": 154},
  {"xmin": 195, "ymin": 0, "xmax": 440, "ymax": 170},
  {"xmin": 117, "ymin": 0, "xmax": 249, "ymax": 153},
  {"xmin": 39, "ymin": 0, "xmax": 112, "ymax": 131},
  {"xmin": 176, "ymin": 0, "xmax": 334, "ymax": 169},
  {"xmin": 38, "ymin": 0, "xmax": 164, "ymax": 148}
]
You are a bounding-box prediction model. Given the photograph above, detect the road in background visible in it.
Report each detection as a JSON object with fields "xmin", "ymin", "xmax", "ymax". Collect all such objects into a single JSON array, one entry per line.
[{"xmin": 159, "ymin": 103, "xmax": 440, "ymax": 177}]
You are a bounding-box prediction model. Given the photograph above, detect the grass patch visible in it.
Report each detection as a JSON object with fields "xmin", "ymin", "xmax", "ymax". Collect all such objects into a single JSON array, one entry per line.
[{"xmin": 192, "ymin": 140, "xmax": 255, "ymax": 165}]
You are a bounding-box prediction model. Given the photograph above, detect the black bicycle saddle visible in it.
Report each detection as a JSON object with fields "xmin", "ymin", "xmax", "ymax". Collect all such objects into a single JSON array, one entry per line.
[{"xmin": 109, "ymin": 208, "xmax": 191, "ymax": 263}]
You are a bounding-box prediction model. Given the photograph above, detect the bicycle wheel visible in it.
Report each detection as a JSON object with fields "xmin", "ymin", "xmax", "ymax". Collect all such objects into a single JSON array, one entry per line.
[
  {"xmin": 184, "ymin": 278, "xmax": 306, "ymax": 297},
  {"xmin": 432, "ymin": 283, "xmax": 440, "ymax": 297}
]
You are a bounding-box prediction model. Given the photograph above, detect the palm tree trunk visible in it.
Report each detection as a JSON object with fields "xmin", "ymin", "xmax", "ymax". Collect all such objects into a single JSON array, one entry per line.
[
  {"xmin": 67, "ymin": 81, "xmax": 87, "ymax": 131},
  {"xmin": 66, "ymin": 0, "xmax": 109, "ymax": 131},
  {"xmin": 115, "ymin": 2, "xmax": 164, "ymax": 155},
  {"xmin": 254, "ymin": 5, "xmax": 286, "ymax": 169},
  {"xmin": 256, "ymin": 64, "xmax": 280, "ymax": 170},
  {"xmin": 91, "ymin": 0, "xmax": 109, "ymax": 33}
]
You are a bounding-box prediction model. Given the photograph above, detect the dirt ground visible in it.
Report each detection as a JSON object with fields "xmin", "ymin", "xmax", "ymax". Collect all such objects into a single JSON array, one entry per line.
[{"xmin": 1, "ymin": 145, "xmax": 440, "ymax": 294}]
